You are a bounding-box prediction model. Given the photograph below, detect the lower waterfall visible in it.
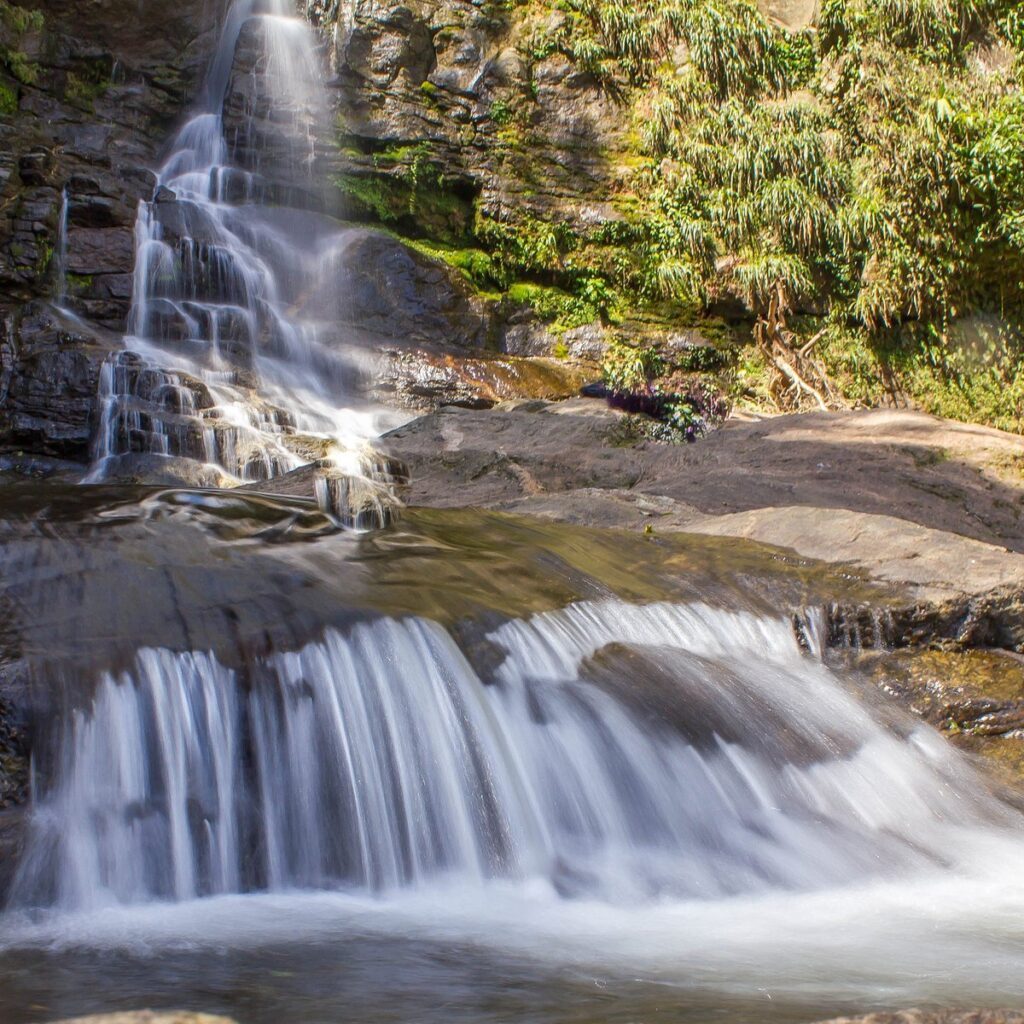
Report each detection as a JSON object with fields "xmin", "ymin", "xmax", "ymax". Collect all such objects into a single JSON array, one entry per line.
[{"xmin": 9, "ymin": 600, "xmax": 1017, "ymax": 913}]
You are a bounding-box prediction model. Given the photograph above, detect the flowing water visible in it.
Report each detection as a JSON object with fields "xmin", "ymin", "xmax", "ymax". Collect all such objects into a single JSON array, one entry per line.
[
  {"xmin": 1, "ymin": 488, "xmax": 1024, "ymax": 1023},
  {"xmin": 84, "ymin": 0, "xmax": 399, "ymax": 518},
  {"xmin": 8, "ymin": 0, "xmax": 1024, "ymax": 1020}
]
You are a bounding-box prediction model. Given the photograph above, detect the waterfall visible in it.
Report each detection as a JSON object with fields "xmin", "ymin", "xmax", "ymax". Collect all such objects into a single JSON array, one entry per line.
[
  {"xmin": 53, "ymin": 187, "xmax": 69, "ymax": 308},
  {"xmin": 9, "ymin": 600, "xmax": 1015, "ymax": 913},
  {"xmin": 85, "ymin": 0, "xmax": 399, "ymax": 519}
]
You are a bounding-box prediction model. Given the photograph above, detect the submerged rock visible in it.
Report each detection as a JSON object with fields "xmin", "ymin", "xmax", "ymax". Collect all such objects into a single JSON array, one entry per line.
[{"xmin": 847, "ymin": 647, "xmax": 1024, "ymax": 799}]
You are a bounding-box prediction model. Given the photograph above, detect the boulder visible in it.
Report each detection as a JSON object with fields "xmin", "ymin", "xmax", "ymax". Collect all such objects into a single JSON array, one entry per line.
[
  {"xmin": 0, "ymin": 306, "xmax": 112, "ymax": 461},
  {"xmin": 333, "ymin": 229, "xmax": 490, "ymax": 348}
]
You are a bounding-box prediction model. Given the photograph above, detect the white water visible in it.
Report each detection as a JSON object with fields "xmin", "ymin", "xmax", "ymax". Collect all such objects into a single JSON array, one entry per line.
[
  {"xmin": 5, "ymin": 599, "xmax": 1024, "ymax": 1009},
  {"xmin": 9, "ymin": 601, "xmax": 1023, "ymax": 910},
  {"xmin": 86, "ymin": 0, "xmax": 399, "ymax": 506}
]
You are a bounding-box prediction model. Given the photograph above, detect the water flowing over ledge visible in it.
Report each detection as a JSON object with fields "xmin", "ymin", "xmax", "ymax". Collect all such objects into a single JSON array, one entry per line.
[{"xmin": 7, "ymin": 600, "xmax": 1020, "ymax": 915}]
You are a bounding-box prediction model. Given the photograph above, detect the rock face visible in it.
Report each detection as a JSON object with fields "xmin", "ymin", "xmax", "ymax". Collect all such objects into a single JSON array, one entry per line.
[
  {"xmin": 0, "ymin": 0, "xmax": 224, "ymax": 464},
  {"xmin": 321, "ymin": 0, "xmax": 627, "ymax": 228},
  {"xmin": 335, "ymin": 228, "xmax": 491, "ymax": 347},
  {"xmin": 362, "ymin": 403, "xmax": 1024, "ymax": 644}
]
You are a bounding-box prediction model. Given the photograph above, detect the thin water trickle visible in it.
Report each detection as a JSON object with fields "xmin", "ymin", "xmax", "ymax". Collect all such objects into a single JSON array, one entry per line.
[{"xmin": 53, "ymin": 187, "xmax": 69, "ymax": 309}]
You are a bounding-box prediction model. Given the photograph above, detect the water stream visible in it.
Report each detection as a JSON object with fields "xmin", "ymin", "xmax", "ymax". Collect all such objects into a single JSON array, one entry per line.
[
  {"xmin": 8, "ymin": 0, "xmax": 1024, "ymax": 1020},
  {"xmin": 1, "ymin": 488, "xmax": 1023, "ymax": 1021}
]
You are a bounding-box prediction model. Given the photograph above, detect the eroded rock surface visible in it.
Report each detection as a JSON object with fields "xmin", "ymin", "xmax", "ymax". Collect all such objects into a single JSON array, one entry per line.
[
  {"xmin": 0, "ymin": 0, "xmax": 223, "ymax": 463},
  {"xmin": 814, "ymin": 1012, "xmax": 1024, "ymax": 1024},
  {"xmin": 355, "ymin": 401, "xmax": 1024, "ymax": 647}
]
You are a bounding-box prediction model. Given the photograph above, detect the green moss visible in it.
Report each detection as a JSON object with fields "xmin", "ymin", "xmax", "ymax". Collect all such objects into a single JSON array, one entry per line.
[
  {"xmin": 63, "ymin": 62, "xmax": 111, "ymax": 110},
  {"xmin": 506, "ymin": 281, "xmax": 608, "ymax": 332},
  {"xmin": 490, "ymin": 98, "xmax": 517, "ymax": 126},
  {"xmin": 0, "ymin": 0, "xmax": 43, "ymax": 85},
  {"xmin": 336, "ymin": 175, "xmax": 402, "ymax": 224},
  {"xmin": 66, "ymin": 272, "xmax": 93, "ymax": 293},
  {"xmin": 335, "ymin": 167, "xmax": 474, "ymax": 244},
  {"xmin": 34, "ymin": 241, "xmax": 52, "ymax": 277},
  {"xmin": 0, "ymin": 79, "xmax": 15, "ymax": 114},
  {"xmin": 404, "ymin": 238, "xmax": 503, "ymax": 291}
]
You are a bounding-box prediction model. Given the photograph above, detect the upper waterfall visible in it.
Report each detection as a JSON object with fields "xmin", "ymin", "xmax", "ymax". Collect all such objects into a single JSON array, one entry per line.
[{"xmin": 85, "ymin": 0, "xmax": 399, "ymax": 512}]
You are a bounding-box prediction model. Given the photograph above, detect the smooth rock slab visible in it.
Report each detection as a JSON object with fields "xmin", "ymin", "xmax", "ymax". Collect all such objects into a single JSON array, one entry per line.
[{"xmin": 815, "ymin": 1011, "xmax": 1024, "ymax": 1023}]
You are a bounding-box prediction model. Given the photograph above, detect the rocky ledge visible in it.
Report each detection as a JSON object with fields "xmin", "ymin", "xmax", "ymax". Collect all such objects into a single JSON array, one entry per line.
[
  {"xmin": 270, "ymin": 401, "xmax": 1024, "ymax": 633},
  {"xmin": 46, "ymin": 1015, "xmax": 236, "ymax": 1024},
  {"xmin": 263, "ymin": 399, "xmax": 1024, "ymax": 778}
]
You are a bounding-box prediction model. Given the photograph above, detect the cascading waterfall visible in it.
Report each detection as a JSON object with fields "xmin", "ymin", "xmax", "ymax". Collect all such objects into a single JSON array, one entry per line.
[
  {"xmin": 9, "ymin": 600, "xmax": 1017, "ymax": 913},
  {"xmin": 85, "ymin": 0, "xmax": 400, "ymax": 522}
]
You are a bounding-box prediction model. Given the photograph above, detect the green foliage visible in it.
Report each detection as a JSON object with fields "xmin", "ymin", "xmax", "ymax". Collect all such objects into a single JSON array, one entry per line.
[
  {"xmin": 475, "ymin": 212, "xmax": 578, "ymax": 281},
  {"xmin": 0, "ymin": 0, "xmax": 42, "ymax": 85},
  {"xmin": 601, "ymin": 338, "xmax": 730, "ymax": 439},
  {"xmin": 328, "ymin": 0, "xmax": 1024, "ymax": 428},
  {"xmin": 0, "ymin": 79, "xmax": 15, "ymax": 113},
  {"xmin": 335, "ymin": 147, "xmax": 473, "ymax": 242},
  {"xmin": 506, "ymin": 280, "xmax": 614, "ymax": 331},
  {"xmin": 64, "ymin": 70, "xmax": 107, "ymax": 110},
  {"xmin": 336, "ymin": 175, "xmax": 401, "ymax": 224},
  {"xmin": 602, "ymin": 338, "xmax": 665, "ymax": 392},
  {"xmin": 490, "ymin": 98, "xmax": 517, "ymax": 125},
  {"xmin": 65, "ymin": 272, "xmax": 94, "ymax": 293}
]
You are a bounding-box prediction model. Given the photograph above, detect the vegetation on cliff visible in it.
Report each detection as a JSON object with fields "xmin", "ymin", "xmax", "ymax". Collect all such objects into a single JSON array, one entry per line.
[
  {"xmin": 546, "ymin": 0, "xmax": 1024, "ymax": 430},
  {"xmin": 333, "ymin": 0, "xmax": 1024, "ymax": 432}
]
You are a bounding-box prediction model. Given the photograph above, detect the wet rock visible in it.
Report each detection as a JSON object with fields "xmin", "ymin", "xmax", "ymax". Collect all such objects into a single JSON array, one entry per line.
[
  {"xmin": 0, "ymin": 0, "xmax": 221, "ymax": 329},
  {"xmin": 334, "ymin": 229, "xmax": 490, "ymax": 348},
  {"xmin": 0, "ymin": 306, "xmax": 112, "ymax": 461},
  {"xmin": 0, "ymin": 698, "xmax": 28, "ymax": 811},
  {"xmin": 580, "ymin": 642, "xmax": 857, "ymax": 763},
  {"xmin": 814, "ymin": 1012, "xmax": 1024, "ymax": 1024},
  {"xmin": 371, "ymin": 346, "xmax": 592, "ymax": 410},
  {"xmin": 845, "ymin": 647, "xmax": 1024, "ymax": 793},
  {"xmin": 66, "ymin": 226, "xmax": 135, "ymax": 278},
  {"xmin": 376, "ymin": 403, "xmax": 1024, "ymax": 649}
]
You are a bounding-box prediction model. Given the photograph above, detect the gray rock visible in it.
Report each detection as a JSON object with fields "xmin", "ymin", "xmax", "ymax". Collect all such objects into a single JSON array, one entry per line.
[
  {"xmin": 0, "ymin": 307, "xmax": 112, "ymax": 460},
  {"xmin": 334, "ymin": 229, "xmax": 490, "ymax": 348},
  {"xmin": 812, "ymin": 1012, "xmax": 1024, "ymax": 1024},
  {"xmin": 45, "ymin": 1014, "xmax": 239, "ymax": 1024},
  {"xmin": 376, "ymin": 402, "xmax": 1024, "ymax": 638}
]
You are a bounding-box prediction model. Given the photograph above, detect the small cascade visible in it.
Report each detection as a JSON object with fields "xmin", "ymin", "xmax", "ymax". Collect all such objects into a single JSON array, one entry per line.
[
  {"xmin": 9, "ymin": 600, "xmax": 1014, "ymax": 913},
  {"xmin": 53, "ymin": 187, "xmax": 69, "ymax": 308},
  {"xmin": 87, "ymin": 0, "xmax": 399, "ymax": 512}
]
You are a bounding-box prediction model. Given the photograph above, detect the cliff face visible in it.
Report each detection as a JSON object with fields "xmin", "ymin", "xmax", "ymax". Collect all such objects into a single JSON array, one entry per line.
[
  {"xmin": 308, "ymin": 0, "xmax": 1024, "ymax": 431},
  {"xmin": 1, "ymin": 0, "xmax": 1021, "ymax": 474},
  {"xmin": 0, "ymin": 0, "xmax": 225, "ymax": 467}
]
